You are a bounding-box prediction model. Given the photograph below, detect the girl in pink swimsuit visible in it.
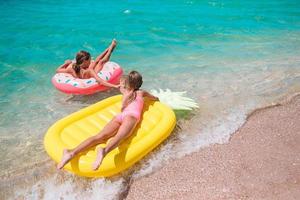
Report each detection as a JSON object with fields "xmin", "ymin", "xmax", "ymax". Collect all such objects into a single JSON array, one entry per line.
[{"xmin": 57, "ymin": 71, "xmax": 159, "ymax": 171}]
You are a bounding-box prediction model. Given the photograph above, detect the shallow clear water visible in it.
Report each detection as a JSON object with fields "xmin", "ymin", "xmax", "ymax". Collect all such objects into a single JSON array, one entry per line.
[{"xmin": 1, "ymin": 0, "xmax": 300, "ymax": 199}]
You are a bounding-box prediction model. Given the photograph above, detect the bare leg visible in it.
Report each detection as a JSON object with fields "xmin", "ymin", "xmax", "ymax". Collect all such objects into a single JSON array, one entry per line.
[
  {"xmin": 102, "ymin": 39, "xmax": 117, "ymax": 62},
  {"xmin": 57, "ymin": 117, "xmax": 121, "ymax": 169},
  {"xmin": 94, "ymin": 39, "xmax": 117, "ymax": 74},
  {"xmin": 92, "ymin": 147, "xmax": 105, "ymax": 170},
  {"xmin": 88, "ymin": 48, "xmax": 109, "ymax": 70},
  {"xmin": 88, "ymin": 39, "xmax": 117, "ymax": 70},
  {"xmin": 92, "ymin": 116, "xmax": 137, "ymax": 170},
  {"xmin": 97, "ymin": 48, "xmax": 109, "ymax": 61}
]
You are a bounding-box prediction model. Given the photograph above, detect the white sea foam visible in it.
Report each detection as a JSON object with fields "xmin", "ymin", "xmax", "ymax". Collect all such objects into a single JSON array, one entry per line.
[
  {"xmin": 13, "ymin": 175, "xmax": 126, "ymax": 200},
  {"xmin": 132, "ymin": 103, "xmax": 253, "ymax": 179},
  {"xmin": 123, "ymin": 9, "xmax": 131, "ymax": 14}
]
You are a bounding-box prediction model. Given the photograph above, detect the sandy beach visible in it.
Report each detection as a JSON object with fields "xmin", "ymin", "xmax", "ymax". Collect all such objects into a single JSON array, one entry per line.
[{"xmin": 125, "ymin": 94, "xmax": 300, "ymax": 200}]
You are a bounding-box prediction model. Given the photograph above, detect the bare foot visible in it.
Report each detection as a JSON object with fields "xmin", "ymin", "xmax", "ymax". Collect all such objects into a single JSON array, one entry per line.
[
  {"xmin": 57, "ymin": 149, "xmax": 73, "ymax": 170},
  {"xmin": 111, "ymin": 39, "xmax": 117, "ymax": 48},
  {"xmin": 92, "ymin": 148, "xmax": 105, "ymax": 171}
]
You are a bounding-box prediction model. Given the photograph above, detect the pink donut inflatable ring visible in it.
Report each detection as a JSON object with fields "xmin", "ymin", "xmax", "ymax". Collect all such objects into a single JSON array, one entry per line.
[{"xmin": 52, "ymin": 61, "xmax": 123, "ymax": 95}]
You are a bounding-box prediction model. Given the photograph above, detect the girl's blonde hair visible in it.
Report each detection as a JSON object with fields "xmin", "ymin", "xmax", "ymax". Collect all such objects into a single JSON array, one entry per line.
[
  {"xmin": 121, "ymin": 71, "xmax": 143, "ymax": 106},
  {"xmin": 128, "ymin": 71, "xmax": 143, "ymax": 91},
  {"xmin": 120, "ymin": 71, "xmax": 143, "ymax": 90}
]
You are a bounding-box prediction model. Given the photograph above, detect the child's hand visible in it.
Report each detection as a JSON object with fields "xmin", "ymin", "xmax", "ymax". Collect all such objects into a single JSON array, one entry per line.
[{"xmin": 114, "ymin": 84, "xmax": 120, "ymax": 89}]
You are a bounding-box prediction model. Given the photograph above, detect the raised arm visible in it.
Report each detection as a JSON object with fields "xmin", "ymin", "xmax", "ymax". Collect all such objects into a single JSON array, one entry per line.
[
  {"xmin": 56, "ymin": 60, "xmax": 72, "ymax": 73},
  {"xmin": 142, "ymin": 90, "xmax": 159, "ymax": 101},
  {"xmin": 89, "ymin": 69, "xmax": 119, "ymax": 89}
]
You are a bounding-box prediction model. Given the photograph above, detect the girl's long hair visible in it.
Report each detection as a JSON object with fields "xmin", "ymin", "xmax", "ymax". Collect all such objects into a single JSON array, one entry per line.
[
  {"xmin": 73, "ymin": 50, "xmax": 91, "ymax": 75},
  {"xmin": 128, "ymin": 71, "xmax": 143, "ymax": 103},
  {"xmin": 122, "ymin": 71, "xmax": 143, "ymax": 107}
]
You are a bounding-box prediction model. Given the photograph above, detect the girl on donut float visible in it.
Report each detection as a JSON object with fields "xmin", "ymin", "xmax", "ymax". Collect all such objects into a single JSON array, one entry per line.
[{"xmin": 56, "ymin": 39, "xmax": 119, "ymax": 89}]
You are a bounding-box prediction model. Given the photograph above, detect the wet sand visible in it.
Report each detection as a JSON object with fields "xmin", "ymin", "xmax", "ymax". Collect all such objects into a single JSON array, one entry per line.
[{"xmin": 125, "ymin": 94, "xmax": 300, "ymax": 200}]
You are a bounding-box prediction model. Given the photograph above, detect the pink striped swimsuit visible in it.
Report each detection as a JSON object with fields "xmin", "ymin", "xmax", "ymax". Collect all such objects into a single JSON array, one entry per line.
[{"xmin": 116, "ymin": 95, "xmax": 144, "ymax": 123}]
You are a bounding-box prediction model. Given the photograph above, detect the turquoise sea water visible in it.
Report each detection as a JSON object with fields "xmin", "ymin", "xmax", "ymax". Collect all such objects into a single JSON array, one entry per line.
[{"xmin": 1, "ymin": 1, "xmax": 300, "ymax": 199}]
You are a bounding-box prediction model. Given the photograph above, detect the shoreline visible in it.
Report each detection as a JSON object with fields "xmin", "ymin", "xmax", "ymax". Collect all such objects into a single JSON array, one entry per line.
[
  {"xmin": 1, "ymin": 92, "xmax": 300, "ymax": 200},
  {"xmin": 124, "ymin": 93, "xmax": 300, "ymax": 200}
]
